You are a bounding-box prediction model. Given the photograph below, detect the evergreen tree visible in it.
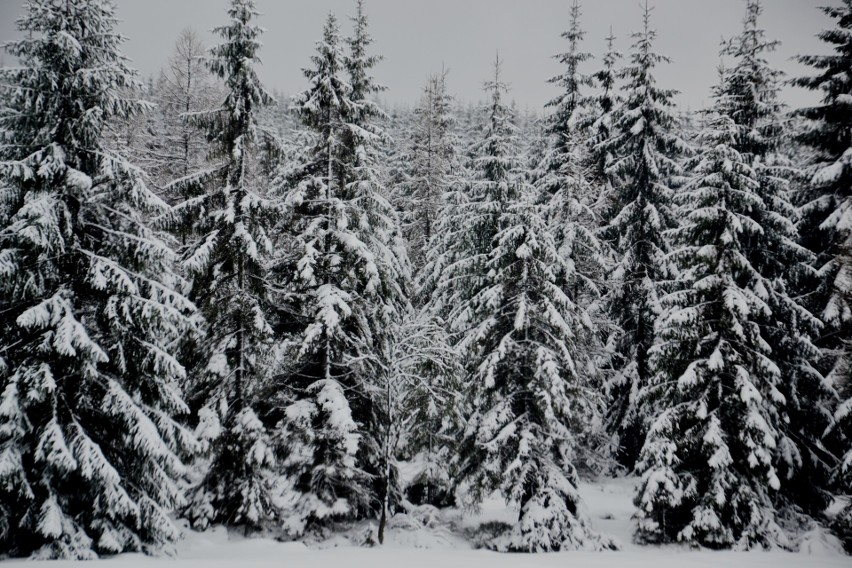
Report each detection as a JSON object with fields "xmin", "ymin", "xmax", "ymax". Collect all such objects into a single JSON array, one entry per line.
[
  {"xmin": 422, "ymin": 57, "xmax": 513, "ymax": 328},
  {"xmin": 718, "ymin": 0, "xmax": 834, "ymax": 521},
  {"xmin": 345, "ymin": 0, "xmax": 384, "ymax": 115},
  {"xmin": 0, "ymin": 0, "xmax": 197, "ymax": 558},
  {"xmin": 545, "ymin": 0, "xmax": 594, "ymax": 168},
  {"xmin": 173, "ymin": 0, "xmax": 279, "ymax": 531},
  {"xmin": 633, "ymin": 104, "xmax": 784, "ymax": 549},
  {"xmin": 792, "ymin": 0, "xmax": 852, "ymax": 379},
  {"xmin": 792, "ymin": 0, "xmax": 852, "ymax": 549},
  {"xmin": 274, "ymin": 11, "xmax": 408, "ymax": 538},
  {"xmin": 600, "ymin": 3, "xmax": 687, "ymax": 470},
  {"xmin": 586, "ymin": 28, "xmax": 622, "ymax": 198},
  {"xmin": 636, "ymin": 3, "xmax": 833, "ymax": 544},
  {"xmin": 399, "ymin": 71, "xmax": 457, "ymax": 273},
  {"xmin": 447, "ymin": 58, "xmax": 614, "ymax": 552},
  {"xmin": 533, "ymin": 5, "xmax": 613, "ymax": 473}
]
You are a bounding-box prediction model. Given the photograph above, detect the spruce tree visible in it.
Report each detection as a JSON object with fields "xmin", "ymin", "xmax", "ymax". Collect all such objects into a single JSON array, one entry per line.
[
  {"xmin": 399, "ymin": 71, "xmax": 457, "ymax": 273},
  {"xmin": 792, "ymin": 0, "xmax": 852, "ymax": 548},
  {"xmin": 172, "ymin": 0, "xmax": 279, "ymax": 531},
  {"xmin": 0, "ymin": 0, "xmax": 197, "ymax": 558},
  {"xmin": 533, "ymin": 4, "xmax": 612, "ymax": 473},
  {"xmin": 634, "ymin": 105, "xmax": 788, "ymax": 550},
  {"xmin": 446, "ymin": 58, "xmax": 614, "ymax": 552},
  {"xmin": 545, "ymin": 0, "xmax": 594, "ymax": 168},
  {"xmin": 792, "ymin": 0, "xmax": 852, "ymax": 372},
  {"xmin": 422, "ymin": 57, "xmax": 513, "ymax": 328},
  {"xmin": 274, "ymin": 11, "xmax": 407, "ymax": 537},
  {"xmin": 718, "ymin": 0, "xmax": 833, "ymax": 521},
  {"xmin": 586, "ymin": 28, "xmax": 622, "ymax": 198},
  {"xmin": 635, "ymin": 3, "xmax": 833, "ymax": 543},
  {"xmin": 600, "ymin": 3, "xmax": 687, "ymax": 470}
]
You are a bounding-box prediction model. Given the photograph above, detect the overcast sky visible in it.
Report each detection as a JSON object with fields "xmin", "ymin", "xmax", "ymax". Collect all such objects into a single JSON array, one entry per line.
[{"xmin": 0, "ymin": 0, "xmax": 836, "ymax": 113}]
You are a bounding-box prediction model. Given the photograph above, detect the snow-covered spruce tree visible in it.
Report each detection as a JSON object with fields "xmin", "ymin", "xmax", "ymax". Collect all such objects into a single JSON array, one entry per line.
[
  {"xmin": 448, "ymin": 58, "xmax": 614, "ymax": 552},
  {"xmin": 0, "ymin": 0, "xmax": 197, "ymax": 558},
  {"xmin": 543, "ymin": 0, "xmax": 594, "ymax": 175},
  {"xmin": 399, "ymin": 71, "xmax": 458, "ymax": 273},
  {"xmin": 792, "ymin": 0, "xmax": 852, "ymax": 379},
  {"xmin": 634, "ymin": 96, "xmax": 801, "ymax": 549},
  {"xmin": 599, "ymin": 4, "xmax": 687, "ymax": 470},
  {"xmin": 421, "ymin": 57, "xmax": 513, "ymax": 327},
  {"xmin": 716, "ymin": 0, "xmax": 835, "ymax": 523},
  {"xmin": 273, "ymin": 11, "xmax": 408, "ymax": 538},
  {"xmin": 533, "ymin": 3, "xmax": 612, "ymax": 474},
  {"xmin": 585, "ymin": 28, "xmax": 622, "ymax": 203},
  {"xmin": 172, "ymin": 0, "xmax": 279, "ymax": 531},
  {"xmin": 792, "ymin": 0, "xmax": 852, "ymax": 548}
]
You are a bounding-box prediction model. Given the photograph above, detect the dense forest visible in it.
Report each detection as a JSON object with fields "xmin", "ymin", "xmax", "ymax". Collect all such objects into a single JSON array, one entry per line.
[{"xmin": 0, "ymin": 0, "xmax": 851, "ymax": 559}]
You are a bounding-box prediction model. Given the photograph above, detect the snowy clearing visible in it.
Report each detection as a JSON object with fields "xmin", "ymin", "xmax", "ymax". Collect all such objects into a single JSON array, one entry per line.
[{"xmin": 4, "ymin": 479, "xmax": 847, "ymax": 568}]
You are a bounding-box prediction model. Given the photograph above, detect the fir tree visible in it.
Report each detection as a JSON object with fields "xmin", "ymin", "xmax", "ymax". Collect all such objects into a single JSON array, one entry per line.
[
  {"xmin": 635, "ymin": 3, "xmax": 833, "ymax": 542},
  {"xmin": 634, "ymin": 106, "xmax": 784, "ymax": 549},
  {"xmin": 172, "ymin": 0, "xmax": 279, "ymax": 531},
  {"xmin": 600, "ymin": 3, "xmax": 687, "ymax": 470},
  {"xmin": 792, "ymin": 0, "xmax": 852, "ymax": 548},
  {"xmin": 533, "ymin": 5, "xmax": 613, "ymax": 473},
  {"xmin": 545, "ymin": 0, "xmax": 594, "ymax": 167},
  {"xmin": 449, "ymin": 58, "xmax": 615, "ymax": 552},
  {"xmin": 718, "ymin": 0, "xmax": 834, "ymax": 522},
  {"xmin": 0, "ymin": 0, "xmax": 197, "ymax": 558},
  {"xmin": 792, "ymin": 0, "xmax": 852, "ymax": 364},
  {"xmin": 586, "ymin": 28, "xmax": 622, "ymax": 197},
  {"xmin": 274, "ymin": 11, "xmax": 408, "ymax": 538},
  {"xmin": 422, "ymin": 56, "xmax": 513, "ymax": 328},
  {"xmin": 399, "ymin": 71, "xmax": 457, "ymax": 273}
]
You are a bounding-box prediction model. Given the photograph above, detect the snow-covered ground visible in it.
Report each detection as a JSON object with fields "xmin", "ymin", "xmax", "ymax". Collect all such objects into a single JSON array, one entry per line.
[{"xmin": 4, "ymin": 478, "xmax": 849, "ymax": 567}]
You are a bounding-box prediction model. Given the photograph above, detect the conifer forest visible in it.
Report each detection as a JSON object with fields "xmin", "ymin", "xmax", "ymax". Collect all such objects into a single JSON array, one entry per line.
[{"xmin": 2, "ymin": 0, "xmax": 852, "ymax": 563}]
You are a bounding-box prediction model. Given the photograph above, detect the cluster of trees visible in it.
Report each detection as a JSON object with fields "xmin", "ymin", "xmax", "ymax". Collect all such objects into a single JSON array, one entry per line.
[{"xmin": 0, "ymin": 0, "xmax": 851, "ymax": 558}]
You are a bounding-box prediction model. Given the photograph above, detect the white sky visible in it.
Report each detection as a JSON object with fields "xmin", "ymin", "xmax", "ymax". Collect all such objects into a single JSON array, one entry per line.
[{"xmin": 0, "ymin": 0, "xmax": 836, "ymax": 113}]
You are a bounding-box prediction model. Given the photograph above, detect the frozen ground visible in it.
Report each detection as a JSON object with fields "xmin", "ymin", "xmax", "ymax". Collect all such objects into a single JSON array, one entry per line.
[{"xmin": 4, "ymin": 478, "xmax": 849, "ymax": 567}]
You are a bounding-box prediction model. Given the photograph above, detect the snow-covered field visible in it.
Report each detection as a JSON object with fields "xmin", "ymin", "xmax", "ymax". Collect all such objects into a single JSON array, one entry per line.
[{"xmin": 3, "ymin": 478, "xmax": 848, "ymax": 567}]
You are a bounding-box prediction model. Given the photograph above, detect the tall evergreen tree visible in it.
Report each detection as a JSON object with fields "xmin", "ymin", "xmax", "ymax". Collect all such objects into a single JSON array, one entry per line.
[
  {"xmin": 545, "ymin": 0, "xmax": 594, "ymax": 167},
  {"xmin": 173, "ymin": 0, "xmax": 279, "ymax": 531},
  {"xmin": 635, "ymin": 106, "xmax": 792, "ymax": 549},
  {"xmin": 0, "ymin": 0, "xmax": 197, "ymax": 558},
  {"xmin": 792, "ymin": 0, "xmax": 852, "ymax": 549},
  {"xmin": 586, "ymin": 28, "xmax": 622, "ymax": 195},
  {"xmin": 422, "ymin": 57, "xmax": 513, "ymax": 328},
  {"xmin": 399, "ymin": 71, "xmax": 457, "ymax": 273},
  {"xmin": 718, "ymin": 0, "xmax": 834, "ymax": 521},
  {"xmin": 533, "ymin": 5, "xmax": 613, "ymax": 473},
  {"xmin": 600, "ymin": 3, "xmax": 687, "ymax": 470},
  {"xmin": 792, "ymin": 0, "xmax": 852, "ymax": 368},
  {"xmin": 274, "ymin": 11, "xmax": 408, "ymax": 538},
  {"xmin": 444, "ymin": 58, "xmax": 614, "ymax": 552},
  {"xmin": 636, "ymin": 3, "xmax": 834, "ymax": 547}
]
